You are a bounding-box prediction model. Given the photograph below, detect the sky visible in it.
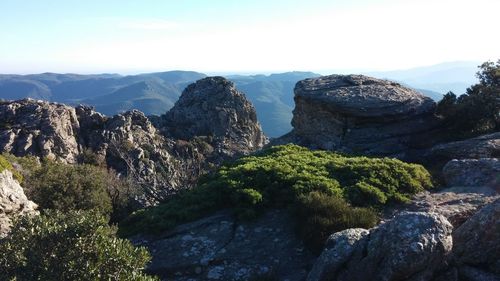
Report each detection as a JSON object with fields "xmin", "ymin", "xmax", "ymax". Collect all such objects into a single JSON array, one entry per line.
[{"xmin": 0, "ymin": 0, "xmax": 499, "ymax": 74}]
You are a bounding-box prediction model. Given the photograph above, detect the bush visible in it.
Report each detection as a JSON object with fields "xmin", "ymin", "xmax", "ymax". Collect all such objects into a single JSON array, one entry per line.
[
  {"xmin": 0, "ymin": 210, "xmax": 157, "ymax": 281},
  {"xmin": 4, "ymin": 154, "xmax": 140, "ymax": 222},
  {"xmin": 26, "ymin": 161, "xmax": 113, "ymax": 216},
  {"xmin": 294, "ymin": 191, "xmax": 378, "ymax": 253},
  {"xmin": 119, "ymin": 144, "xmax": 432, "ymax": 244}
]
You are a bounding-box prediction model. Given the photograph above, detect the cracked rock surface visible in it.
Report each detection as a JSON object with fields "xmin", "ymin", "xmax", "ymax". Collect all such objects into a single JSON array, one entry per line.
[
  {"xmin": 132, "ymin": 210, "xmax": 314, "ymax": 281},
  {"xmin": 308, "ymin": 212, "xmax": 453, "ymax": 281},
  {"xmin": 276, "ymin": 74, "xmax": 439, "ymax": 157}
]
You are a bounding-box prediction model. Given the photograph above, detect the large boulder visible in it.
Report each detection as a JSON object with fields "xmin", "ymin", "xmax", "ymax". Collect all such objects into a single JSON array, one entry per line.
[
  {"xmin": 283, "ymin": 75, "xmax": 438, "ymax": 156},
  {"xmin": 452, "ymin": 199, "xmax": 500, "ymax": 275},
  {"xmin": 308, "ymin": 212, "xmax": 453, "ymax": 281},
  {"xmin": 161, "ymin": 76, "xmax": 267, "ymax": 158},
  {"xmin": 133, "ymin": 210, "xmax": 314, "ymax": 281},
  {"xmin": 0, "ymin": 169, "xmax": 38, "ymax": 237},
  {"xmin": 443, "ymin": 158, "xmax": 500, "ymax": 189}
]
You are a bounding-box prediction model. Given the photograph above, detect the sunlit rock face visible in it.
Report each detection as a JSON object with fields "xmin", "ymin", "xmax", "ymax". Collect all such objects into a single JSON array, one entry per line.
[{"xmin": 283, "ymin": 74, "xmax": 439, "ymax": 157}]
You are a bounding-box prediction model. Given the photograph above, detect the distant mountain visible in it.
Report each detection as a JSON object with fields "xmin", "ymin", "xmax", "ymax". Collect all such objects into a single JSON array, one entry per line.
[
  {"xmin": 0, "ymin": 71, "xmax": 206, "ymax": 116},
  {"xmin": 229, "ymin": 72, "xmax": 320, "ymax": 137},
  {"xmin": 0, "ymin": 70, "xmax": 319, "ymax": 137},
  {"xmin": 366, "ymin": 61, "xmax": 480, "ymax": 96},
  {"xmin": 0, "ymin": 63, "xmax": 481, "ymax": 137}
]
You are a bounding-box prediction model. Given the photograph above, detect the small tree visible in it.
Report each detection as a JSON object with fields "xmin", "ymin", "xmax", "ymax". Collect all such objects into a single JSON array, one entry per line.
[
  {"xmin": 437, "ymin": 60, "xmax": 500, "ymax": 137},
  {"xmin": 0, "ymin": 210, "xmax": 157, "ymax": 281}
]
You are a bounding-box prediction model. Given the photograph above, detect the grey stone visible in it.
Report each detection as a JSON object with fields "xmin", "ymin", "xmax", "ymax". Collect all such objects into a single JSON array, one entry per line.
[
  {"xmin": 160, "ymin": 76, "xmax": 267, "ymax": 158},
  {"xmin": 308, "ymin": 212, "xmax": 453, "ymax": 281},
  {"xmin": 385, "ymin": 186, "xmax": 499, "ymax": 228},
  {"xmin": 443, "ymin": 158, "xmax": 500, "ymax": 190},
  {"xmin": 423, "ymin": 132, "xmax": 500, "ymax": 164},
  {"xmin": 452, "ymin": 199, "xmax": 500, "ymax": 275},
  {"xmin": 0, "ymin": 169, "xmax": 38, "ymax": 237},
  {"xmin": 276, "ymin": 74, "xmax": 439, "ymax": 156},
  {"xmin": 134, "ymin": 210, "xmax": 314, "ymax": 281}
]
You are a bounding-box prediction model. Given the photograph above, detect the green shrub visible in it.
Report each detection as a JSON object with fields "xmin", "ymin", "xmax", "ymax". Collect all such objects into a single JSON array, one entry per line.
[
  {"xmin": 119, "ymin": 144, "xmax": 432, "ymax": 242},
  {"xmin": 4, "ymin": 153, "xmax": 139, "ymax": 221},
  {"xmin": 294, "ymin": 191, "xmax": 378, "ymax": 253},
  {"xmin": 0, "ymin": 210, "xmax": 157, "ymax": 281},
  {"xmin": 26, "ymin": 161, "xmax": 113, "ymax": 216}
]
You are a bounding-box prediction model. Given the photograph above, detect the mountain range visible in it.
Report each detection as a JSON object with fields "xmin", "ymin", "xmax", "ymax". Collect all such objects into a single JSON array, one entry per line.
[{"xmin": 0, "ymin": 61, "xmax": 481, "ymax": 137}]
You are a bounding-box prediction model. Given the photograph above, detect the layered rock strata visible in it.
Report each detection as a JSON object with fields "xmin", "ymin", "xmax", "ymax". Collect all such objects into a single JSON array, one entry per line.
[{"xmin": 280, "ymin": 75, "xmax": 439, "ymax": 157}]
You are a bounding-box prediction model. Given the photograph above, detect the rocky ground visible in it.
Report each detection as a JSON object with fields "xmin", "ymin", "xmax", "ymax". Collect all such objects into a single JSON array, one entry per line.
[{"xmin": 128, "ymin": 155, "xmax": 499, "ymax": 281}]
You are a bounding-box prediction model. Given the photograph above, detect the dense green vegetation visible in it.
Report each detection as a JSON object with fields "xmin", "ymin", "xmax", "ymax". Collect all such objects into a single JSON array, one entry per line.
[
  {"xmin": 3, "ymin": 154, "xmax": 139, "ymax": 221},
  {"xmin": 0, "ymin": 210, "xmax": 157, "ymax": 281},
  {"xmin": 1, "ymin": 155, "xmax": 155, "ymax": 279},
  {"xmin": 437, "ymin": 60, "xmax": 500, "ymax": 138},
  {"xmin": 27, "ymin": 162, "xmax": 114, "ymax": 216},
  {"xmin": 119, "ymin": 144, "xmax": 432, "ymax": 250}
]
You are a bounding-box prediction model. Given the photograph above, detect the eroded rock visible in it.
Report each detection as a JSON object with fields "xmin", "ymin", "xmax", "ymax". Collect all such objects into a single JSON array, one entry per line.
[
  {"xmin": 443, "ymin": 158, "xmax": 500, "ymax": 190},
  {"xmin": 134, "ymin": 210, "xmax": 314, "ymax": 281},
  {"xmin": 308, "ymin": 212, "xmax": 453, "ymax": 281},
  {"xmin": 386, "ymin": 186, "xmax": 499, "ymax": 228},
  {"xmin": 452, "ymin": 199, "xmax": 500, "ymax": 275},
  {"xmin": 0, "ymin": 169, "xmax": 38, "ymax": 237},
  {"xmin": 0, "ymin": 99, "xmax": 80, "ymax": 163},
  {"xmin": 161, "ymin": 76, "xmax": 267, "ymax": 159},
  {"xmin": 0, "ymin": 77, "xmax": 267, "ymax": 205},
  {"xmin": 423, "ymin": 132, "xmax": 500, "ymax": 166},
  {"xmin": 280, "ymin": 75, "xmax": 439, "ymax": 156}
]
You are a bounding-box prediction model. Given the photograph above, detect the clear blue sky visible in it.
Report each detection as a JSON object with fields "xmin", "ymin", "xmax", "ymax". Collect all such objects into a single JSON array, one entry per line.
[{"xmin": 1, "ymin": 0, "xmax": 498, "ymax": 74}]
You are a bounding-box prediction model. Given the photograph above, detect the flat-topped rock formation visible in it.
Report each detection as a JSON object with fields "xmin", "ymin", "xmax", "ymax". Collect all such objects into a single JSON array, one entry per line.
[
  {"xmin": 278, "ymin": 74, "xmax": 440, "ymax": 157},
  {"xmin": 294, "ymin": 74, "xmax": 435, "ymax": 117}
]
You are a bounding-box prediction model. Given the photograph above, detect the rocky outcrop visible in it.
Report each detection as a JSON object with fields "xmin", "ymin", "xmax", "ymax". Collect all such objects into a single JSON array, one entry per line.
[
  {"xmin": 160, "ymin": 77, "xmax": 267, "ymax": 159},
  {"xmin": 0, "ymin": 99, "xmax": 80, "ymax": 163},
  {"xmin": 77, "ymin": 107, "xmax": 184, "ymax": 205},
  {"xmin": 133, "ymin": 210, "xmax": 314, "ymax": 281},
  {"xmin": 279, "ymin": 75, "xmax": 439, "ymax": 156},
  {"xmin": 308, "ymin": 212, "xmax": 453, "ymax": 281},
  {"xmin": 422, "ymin": 132, "xmax": 500, "ymax": 168},
  {"xmin": 386, "ymin": 186, "xmax": 499, "ymax": 228},
  {"xmin": 452, "ymin": 198, "xmax": 500, "ymax": 275},
  {"xmin": 0, "ymin": 169, "xmax": 38, "ymax": 237},
  {"xmin": 443, "ymin": 158, "xmax": 500, "ymax": 189},
  {"xmin": 385, "ymin": 157, "xmax": 499, "ymax": 228},
  {"xmin": 0, "ymin": 77, "xmax": 266, "ymax": 205}
]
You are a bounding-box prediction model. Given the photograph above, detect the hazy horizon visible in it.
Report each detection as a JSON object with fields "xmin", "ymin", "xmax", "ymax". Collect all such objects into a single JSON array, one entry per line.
[
  {"xmin": 1, "ymin": 0, "xmax": 498, "ymax": 74},
  {"xmin": 0, "ymin": 60, "xmax": 484, "ymax": 77}
]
